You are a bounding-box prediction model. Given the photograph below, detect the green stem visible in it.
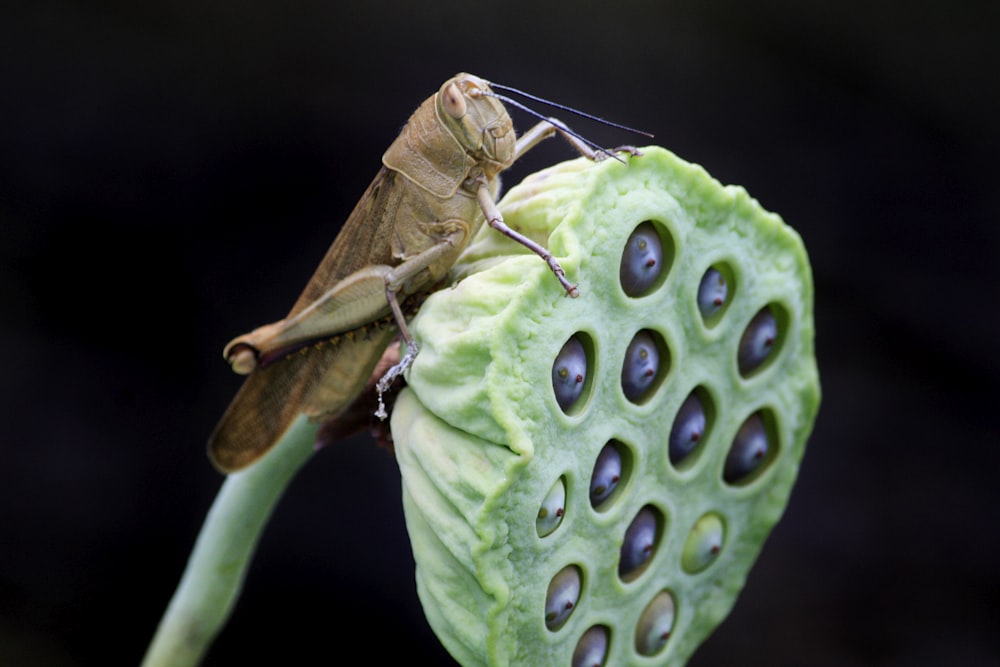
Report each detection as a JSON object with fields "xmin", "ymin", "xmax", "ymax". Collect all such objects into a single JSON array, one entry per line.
[{"xmin": 141, "ymin": 416, "xmax": 318, "ymax": 667}]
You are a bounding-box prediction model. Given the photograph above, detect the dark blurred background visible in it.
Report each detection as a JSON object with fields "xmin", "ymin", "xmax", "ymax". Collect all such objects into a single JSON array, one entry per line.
[{"xmin": 2, "ymin": 1, "xmax": 997, "ymax": 665}]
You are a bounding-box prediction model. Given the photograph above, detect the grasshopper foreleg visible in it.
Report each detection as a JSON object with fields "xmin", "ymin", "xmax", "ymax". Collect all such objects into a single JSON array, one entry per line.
[{"xmin": 475, "ymin": 183, "xmax": 580, "ymax": 298}]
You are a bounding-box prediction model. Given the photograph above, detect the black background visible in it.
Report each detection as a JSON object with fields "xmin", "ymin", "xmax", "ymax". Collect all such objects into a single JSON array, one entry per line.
[{"xmin": 3, "ymin": 1, "xmax": 998, "ymax": 665}]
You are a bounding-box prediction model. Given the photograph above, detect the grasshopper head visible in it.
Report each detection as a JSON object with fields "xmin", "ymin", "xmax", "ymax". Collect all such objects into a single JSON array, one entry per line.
[{"xmin": 438, "ymin": 73, "xmax": 516, "ymax": 171}]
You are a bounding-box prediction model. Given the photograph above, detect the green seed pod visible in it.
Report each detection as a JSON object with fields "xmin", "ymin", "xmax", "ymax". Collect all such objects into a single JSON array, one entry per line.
[
  {"xmin": 635, "ymin": 590, "xmax": 676, "ymax": 656},
  {"xmin": 392, "ymin": 146, "xmax": 820, "ymax": 666},
  {"xmin": 544, "ymin": 565, "xmax": 582, "ymax": 631},
  {"xmin": 536, "ymin": 477, "xmax": 566, "ymax": 537},
  {"xmin": 681, "ymin": 513, "xmax": 725, "ymax": 574},
  {"xmin": 572, "ymin": 625, "xmax": 610, "ymax": 667}
]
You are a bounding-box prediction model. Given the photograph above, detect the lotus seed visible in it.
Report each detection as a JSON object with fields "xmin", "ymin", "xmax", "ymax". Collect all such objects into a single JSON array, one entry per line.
[
  {"xmin": 697, "ymin": 267, "xmax": 728, "ymax": 319},
  {"xmin": 621, "ymin": 331, "xmax": 660, "ymax": 403},
  {"xmin": 724, "ymin": 412, "xmax": 769, "ymax": 484},
  {"xmin": 536, "ymin": 477, "xmax": 566, "ymax": 537},
  {"xmin": 681, "ymin": 513, "xmax": 725, "ymax": 573},
  {"xmin": 545, "ymin": 565, "xmax": 582, "ymax": 631},
  {"xmin": 619, "ymin": 506, "xmax": 659, "ymax": 581},
  {"xmin": 572, "ymin": 625, "xmax": 609, "ymax": 667},
  {"xmin": 635, "ymin": 591, "xmax": 676, "ymax": 656},
  {"xmin": 620, "ymin": 221, "xmax": 663, "ymax": 296},
  {"xmin": 738, "ymin": 306, "xmax": 778, "ymax": 375},
  {"xmin": 553, "ymin": 335, "xmax": 587, "ymax": 412},
  {"xmin": 669, "ymin": 391, "xmax": 706, "ymax": 465},
  {"xmin": 590, "ymin": 442, "xmax": 623, "ymax": 508}
]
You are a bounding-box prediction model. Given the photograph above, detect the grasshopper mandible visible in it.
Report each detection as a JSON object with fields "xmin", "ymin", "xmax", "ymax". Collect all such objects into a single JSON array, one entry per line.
[{"xmin": 208, "ymin": 72, "xmax": 642, "ymax": 472}]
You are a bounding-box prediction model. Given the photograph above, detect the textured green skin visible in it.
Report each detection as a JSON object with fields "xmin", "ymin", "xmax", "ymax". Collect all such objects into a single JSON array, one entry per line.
[{"xmin": 391, "ymin": 147, "xmax": 821, "ymax": 666}]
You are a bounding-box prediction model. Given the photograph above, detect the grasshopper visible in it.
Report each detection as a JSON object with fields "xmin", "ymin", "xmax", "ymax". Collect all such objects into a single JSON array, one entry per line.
[{"xmin": 208, "ymin": 73, "xmax": 643, "ymax": 473}]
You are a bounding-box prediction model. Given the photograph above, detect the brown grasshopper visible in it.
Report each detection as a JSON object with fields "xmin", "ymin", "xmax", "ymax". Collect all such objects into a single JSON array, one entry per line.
[{"xmin": 208, "ymin": 72, "xmax": 644, "ymax": 473}]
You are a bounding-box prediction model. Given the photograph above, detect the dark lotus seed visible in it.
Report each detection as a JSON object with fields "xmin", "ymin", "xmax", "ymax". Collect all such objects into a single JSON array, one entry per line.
[
  {"xmin": 723, "ymin": 413, "xmax": 769, "ymax": 484},
  {"xmin": 697, "ymin": 267, "xmax": 728, "ymax": 319},
  {"xmin": 738, "ymin": 307, "xmax": 778, "ymax": 375},
  {"xmin": 545, "ymin": 565, "xmax": 581, "ymax": 631},
  {"xmin": 553, "ymin": 336, "xmax": 587, "ymax": 412},
  {"xmin": 635, "ymin": 591, "xmax": 676, "ymax": 656},
  {"xmin": 619, "ymin": 506, "xmax": 659, "ymax": 581},
  {"xmin": 620, "ymin": 221, "xmax": 663, "ymax": 296},
  {"xmin": 669, "ymin": 391, "xmax": 706, "ymax": 465},
  {"xmin": 572, "ymin": 625, "xmax": 609, "ymax": 667},
  {"xmin": 590, "ymin": 443, "xmax": 622, "ymax": 508},
  {"xmin": 681, "ymin": 513, "xmax": 725, "ymax": 573},
  {"xmin": 537, "ymin": 477, "xmax": 566, "ymax": 537},
  {"xmin": 621, "ymin": 331, "xmax": 659, "ymax": 402}
]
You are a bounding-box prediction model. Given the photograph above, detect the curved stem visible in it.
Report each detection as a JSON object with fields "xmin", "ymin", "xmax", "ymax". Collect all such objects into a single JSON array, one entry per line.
[{"xmin": 142, "ymin": 416, "xmax": 318, "ymax": 667}]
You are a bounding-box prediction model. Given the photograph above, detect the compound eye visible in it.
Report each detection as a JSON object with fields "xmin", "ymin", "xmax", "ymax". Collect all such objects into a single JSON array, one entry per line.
[{"xmin": 442, "ymin": 82, "xmax": 467, "ymax": 119}]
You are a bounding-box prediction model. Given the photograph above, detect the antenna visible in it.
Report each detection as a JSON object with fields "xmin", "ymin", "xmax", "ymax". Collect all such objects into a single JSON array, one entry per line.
[
  {"xmin": 486, "ymin": 81, "xmax": 654, "ymax": 138},
  {"xmin": 486, "ymin": 92, "xmax": 627, "ymax": 163}
]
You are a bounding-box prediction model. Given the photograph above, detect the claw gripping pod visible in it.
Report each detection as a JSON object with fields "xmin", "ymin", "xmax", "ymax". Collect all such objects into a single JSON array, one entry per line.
[{"xmin": 390, "ymin": 147, "xmax": 820, "ymax": 666}]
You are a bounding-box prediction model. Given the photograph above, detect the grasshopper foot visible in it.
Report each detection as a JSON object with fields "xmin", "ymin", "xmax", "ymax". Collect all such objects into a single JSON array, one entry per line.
[{"xmin": 375, "ymin": 340, "xmax": 419, "ymax": 420}]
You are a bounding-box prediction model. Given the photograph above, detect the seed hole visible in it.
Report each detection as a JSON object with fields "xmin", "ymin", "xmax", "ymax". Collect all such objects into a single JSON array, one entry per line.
[
  {"xmin": 537, "ymin": 477, "xmax": 566, "ymax": 537},
  {"xmin": 697, "ymin": 264, "xmax": 733, "ymax": 324},
  {"xmin": 618, "ymin": 505, "xmax": 662, "ymax": 582},
  {"xmin": 635, "ymin": 590, "xmax": 676, "ymax": 656},
  {"xmin": 545, "ymin": 565, "xmax": 582, "ymax": 632},
  {"xmin": 590, "ymin": 441, "xmax": 632, "ymax": 511},
  {"xmin": 737, "ymin": 304, "xmax": 786, "ymax": 376},
  {"xmin": 621, "ymin": 329, "xmax": 669, "ymax": 404},
  {"xmin": 681, "ymin": 513, "xmax": 725, "ymax": 573},
  {"xmin": 553, "ymin": 333, "xmax": 594, "ymax": 414},
  {"xmin": 572, "ymin": 625, "xmax": 610, "ymax": 667},
  {"xmin": 668, "ymin": 388, "xmax": 714, "ymax": 468},
  {"xmin": 723, "ymin": 410, "xmax": 779, "ymax": 486},
  {"xmin": 620, "ymin": 221, "xmax": 674, "ymax": 297}
]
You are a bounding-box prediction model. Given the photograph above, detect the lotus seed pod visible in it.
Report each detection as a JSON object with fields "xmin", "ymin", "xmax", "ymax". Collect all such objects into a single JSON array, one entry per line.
[
  {"xmin": 635, "ymin": 590, "xmax": 676, "ymax": 656},
  {"xmin": 618, "ymin": 506, "xmax": 660, "ymax": 581},
  {"xmin": 697, "ymin": 267, "xmax": 728, "ymax": 320},
  {"xmin": 669, "ymin": 391, "xmax": 707, "ymax": 466},
  {"xmin": 681, "ymin": 513, "xmax": 725, "ymax": 573},
  {"xmin": 537, "ymin": 477, "xmax": 566, "ymax": 537},
  {"xmin": 572, "ymin": 625, "xmax": 610, "ymax": 667},
  {"xmin": 738, "ymin": 306, "xmax": 778, "ymax": 375},
  {"xmin": 553, "ymin": 335, "xmax": 588, "ymax": 412},
  {"xmin": 392, "ymin": 146, "xmax": 820, "ymax": 666},
  {"xmin": 545, "ymin": 565, "xmax": 582, "ymax": 631},
  {"xmin": 589, "ymin": 442, "xmax": 623, "ymax": 509},
  {"xmin": 621, "ymin": 330, "xmax": 661, "ymax": 403},
  {"xmin": 620, "ymin": 220, "xmax": 664, "ymax": 296}
]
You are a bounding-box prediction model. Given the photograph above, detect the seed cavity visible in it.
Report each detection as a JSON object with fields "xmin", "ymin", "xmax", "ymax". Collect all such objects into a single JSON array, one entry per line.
[
  {"xmin": 537, "ymin": 477, "xmax": 566, "ymax": 537},
  {"xmin": 553, "ymin": 334, "xmax": 590, "ymax": 413},
  {"xmin": 681, "ymin": 513, "xmax": 725, "ymax": 573},
  {"xmin": 669, "ymin": 390, "xmax": 707, "ymax": 467},
  {"xmin": 738, "ymin": 306, "xmax": 779, "ymax": 376},
  {"xmin": 723, "ymin": 411, "xmax": 774, "ymax": 485},
  {"xmin": 635, "ymin": 590, "xmax": 676, "ymax": 656},
  {"xmin": 590, "ymin": 441, "xmax": 629, "ymax": 510},
  {"xmin": 620, "ymin": 221, "xmax": 666, "ymax": 297},
  {"xmin": 619, "ymin": 505, "xmax": 661, "ymax": 582},
  {"xmin": 572, "ymin": 625, "xmax": 610, "ymax": 667},
  {"xmin": 621, "ymin": 330, "xmax": 668, "ymax": 404},
  {"xmin": 545, "ymin": 565, "xmax": 582, "ymax": 631},
  {"xmin": 697, "ymin": 266, "xmax": 728, "ymax": 320}
]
